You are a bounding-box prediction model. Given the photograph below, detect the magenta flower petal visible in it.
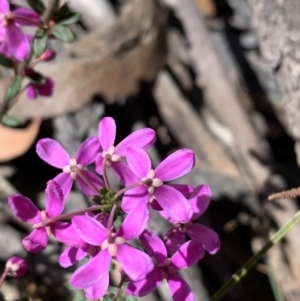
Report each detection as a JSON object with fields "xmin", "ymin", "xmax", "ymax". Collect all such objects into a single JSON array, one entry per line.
[
  {"xmin": 169, "ymin": 184, "xmax": 195, "ymax": 197},
  {"xmin": 117, "ymin": 202, "xmax": 149, "ymax": 240},
  {"xmin": 36, "ymin": 77, "xmax": 53, "ymax": 96},
  {"xmin": 26, "ymin": 84, "xmax": 37, "ymax": 100},
  {"xmin": 139, "ymin": 229, "xmax": 167, "ymax": 264},
  {"xmin": 13, "ymin": 8, "xmax": 41, "ymax": 25},
  {"xmin": 165, "ymin": 231, "xmax": 186, "ymax": 255},
  {"xmin": 126, "ymin": 269, "xmax": 162, "ymax": 296},
  {"xmin": 51, "ymin": 222, "xmax": 88, "ymax": 248},
  {"xmin": 36, "ymin": 138, "xmax": 70, "ymax": 168},
  {"xmin": 171, "ymin": 240, "xmax": 204, "ymax": 269},
  {"xmin": 116, "ymin": 244, "xmax": 154, "ymax": 281},
  {"xmin": 22, "ymin": 228, "xmax": 48, "ymax": 253},
  {"xmin": 95, "ymin": 153, "xmax": 104, "ymax": 175},
  {"xmin": 53, "ymin": 172, "xmax": 73, "ymax": 201},
  {"xmin": 154, "ymin": 185, "xmax": 192, "ymax": 223},
  {"xmin": 121, "ymin": 186, "xmax": 148, "ymax": 213},
  {"xmin": 98, "ymin": 117, "xmax": 116, "ymax": 150},
  {"xmin": 155, "ymin": 149, "xmax": 196, "ymax": 181},
  {"xmin": 77, "ymin": 170, "xmax": 103, "ymax": 196},
  {"xmin": 84, "ymin": 272, "xmax": 109, "ymax": 300},
  {"xmin": 112, "ymin": 161, "xmax": 139, "ymax": 185},
  {"xmin": 45, "ymin": 180, "xmax": 64, "ymax": 218},
  {"xmin": 190, "ymin": 185, "xmax": 211, "ymax": 220},
  {"xmin": 75, "ymin": 137, "xmax": 100, "ymax": 165},
  {"xmin": 115, "ymin": 128, "xmax": 156, "ymax": 156},
  {"xmin": 6, "ymin": 23, "xmax": 30, "ymax": 61},
  {"xmin": 187, "ymin": 224, "xmax": 220, "ymax": 254},
  {"xmin": 70, "ymin": 250, "xmax": 111, "ymax": 289},
  {"xmin": 59, "ymin": 246, "xmax": 87, "ymax": 268},
  {"xmin": 8, "ymin": 194, "xmax": 41, "ymax": 224},
  {"xmin": 0, "ymin": 0, "xmax": 9, "ymax": 13},
  {"xmin": 167, "ymin": 274, "xmax": 194, "ymax": 301},
  {"xmin": 72, "ymin": 215, "xmax": 107, "ymax": 246},
  {"xmin": 126, "ymin": 147, "xmax": 151, "ymax": 178}
]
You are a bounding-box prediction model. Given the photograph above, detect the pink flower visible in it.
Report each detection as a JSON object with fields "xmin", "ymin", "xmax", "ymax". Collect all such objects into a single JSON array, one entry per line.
[
  {"xmin": 121, "ymin": 147, "xmax": 195, "ymax": 222},
  {"xmin": 70, "ymin": 204, "xmax": 152, "ymax": 300},
  {"xmin": 52, "ymin": 213, "xmax": 109, "ymax": 268},
  {"xmin": 8, "ymin": 180, "xmax": 65, "ymax": 252},
  {"xmin": 26, "ymin": 77, "xmax": 54, "ymax": 100},
  {"xmin": 95, "ymin": 117, "xmax": 156, "ymax": 176},
  {"xmin": 163, "ymin": 185, "xmax": 220, "ymax": 255},
  {"xmin": 36, "ymin": 137, "xmax": 102, "ymax": 201},
  {"xmin": 5, "ymin": 256, "xmax": 27, "ymax": 278},
  {"xmin": 127, "ymin": 229, "xmax": 205, "ymax": 301},
  {"xmin": 0, "ymin": 1, "xmax": 40, "ymax": 60}
]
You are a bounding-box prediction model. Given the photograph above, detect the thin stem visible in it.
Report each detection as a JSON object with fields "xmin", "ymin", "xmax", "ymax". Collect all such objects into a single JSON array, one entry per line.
[
  {"xmin": 0, "ymin": 270, "xmax": 8, "ymax": 288},
  {"xmin": 114, "ymin": 181, "xmax": 144, "ymax": 199},
  {"xmin": 42, "ymin": 0, "xmax": 59, "ymax": 23},
  {"xmin": 113, "ymin": 273, "xmax": 126, "ymax": 301},
  {"xmin": 75, "ymin": 166, "xmax": 99, "ymax": 194},
  {"xmin": 33, "ymin": 205, "xmax": 105, "ymax": 228},
  {"xmin": 107, "ymin": 204, "xmax": 117, "ymax": 235},
  {"xmin": 102, "ymin": 157, "xmax": 111, "ymax": 190},
  {"xmin": 209, "ymin": 210, "xmax": 300, "ymax": 301}
]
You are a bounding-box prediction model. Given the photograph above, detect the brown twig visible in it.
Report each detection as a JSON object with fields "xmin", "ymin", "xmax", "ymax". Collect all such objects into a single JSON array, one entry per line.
[{"xmin": 268, "ymin": 187, "xmax": 300, "ymax": 201}]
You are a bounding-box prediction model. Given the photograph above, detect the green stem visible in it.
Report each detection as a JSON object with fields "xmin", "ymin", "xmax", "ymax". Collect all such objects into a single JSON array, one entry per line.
[{"xmin": 209, "ymin": 210, "xmax": 300, "ymax": 301}]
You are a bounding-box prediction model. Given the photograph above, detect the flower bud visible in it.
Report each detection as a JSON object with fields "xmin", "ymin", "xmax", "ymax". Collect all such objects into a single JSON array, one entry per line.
[
  {"xmin": 39, "ymin": 50, "xmax": 55, "ymax": 61},
  {"xmin": 5, "ymin": 257, "xmax": 27, "ymax": 278}
]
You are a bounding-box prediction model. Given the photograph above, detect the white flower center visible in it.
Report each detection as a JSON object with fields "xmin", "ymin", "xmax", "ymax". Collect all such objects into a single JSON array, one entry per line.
[
  {"xmin": 63, "ymin": 158, "xmax": 84, "ymax": 179},
  {"xmin": 141, "ymin": 169, "xmax": 163, "ymax": 195},
  {"xmin": 101, "ymin": 146, "xmax": 121, "ymax": 165}
]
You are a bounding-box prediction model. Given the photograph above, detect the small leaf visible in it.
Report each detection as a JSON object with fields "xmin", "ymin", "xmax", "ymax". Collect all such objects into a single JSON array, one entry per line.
[
  {"xmin": 0, "ymin": 53, "xmax": 14, "ymax": 68},
  {"xmin": 57, "ymin": 13, "xmax": 81, "ymax": 25},
  {"xmin": 27, "ymin": 0, "xmax": 45, "ymax": 15},
  {"xmin": 124, "ymin": 296, "xmax": 137, "ymax": 301},
  {"xmin": 103, "ymin": 295, "xmax": 114, "ymax": 301},
  {"xmin": 33, "ymin": 29, "xmax": 48, "ymax": 57},
  {"xmin": 1, "ymin": 115, "xmax": 20, "ymax": 127},
  {"xmin": 51, "ymin": 25, "xmax": 74, "ymax": 43},
  {"xmin": 6, "ymin": 76, "xmax": 23, "ymax": 102},
  {"xmin": 26, "ymin": 70, "xmax": 45, "ymax": 85},
  {"xmin": 72, "ymin": 291, "xmax": 86, "ymax": 301}
]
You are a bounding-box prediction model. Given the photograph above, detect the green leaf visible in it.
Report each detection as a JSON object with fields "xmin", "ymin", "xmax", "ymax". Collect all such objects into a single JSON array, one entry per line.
[
  {"xmin": 124, "ymin": 296, "xmax": 137, "ymax": 301},
  {"xmin": 0, "ymin": 53, "xmax": 14, "ymax": 68},
  {"xmin": 103, "ymin": 295, "xmax": 114, "ymax": 301},
  {"xmin": 26, "ymin": 70, "xmax": 45, "ymax": 85},
  {"xmin": 1, "ymin": 115, "xmax": 20, "ymax": 127},
  {"xmin": 6, "ymin": 76, "xmax": 23, "ymax": 102},
  {"xmin": 57, "ymin": 13, "xmax": 81, "ymax": 25},
  {"xmin": 34, "ymin": 29, "xmax": 48, "ymax": 57},
  {"xmin": 72, "ymin": 291, "xmax": 86, "ymax": 301},
  {"xmin": 27, "ymin": 0, "xmax": 45, "ymax": 15},
  {"xmin": 51, "ymin": 25, "xmax": 74, "ymax": 43}
]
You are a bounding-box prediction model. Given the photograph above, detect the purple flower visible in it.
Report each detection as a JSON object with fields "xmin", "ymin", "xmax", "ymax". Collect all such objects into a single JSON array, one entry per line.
[
  {"xmin": 52, "ymin": 213, "xmax": 109, "ymax": 268},
  {"xmin": 26, "ymin": 76, "xmax": 54, "ymax": 100},
  {"xmin": 121, "ymin": 147, "xmax": 195, "ymax": 222},
  {"xmin": 127, "ymin": 229, "xmax": 204, "ymax": 301},
  {"xmin": 70, "ymin": 204, "xmax": 152, "ymax": 300},
  {"xmin": 95, "ymin": 117, "xmax": 156, "ymax": 176},
  {"xmin": 5, "ymin": 256, "xmax": 27, "ymax": 278},
  {"xmin": 163, "ymin": 185, "xmax": 220, "ymax": 255},
  {"xmin": 0, "ymin": 1, "xmax": 40, "ymax": 60},
  {"xmin": 36, "ymin": 137, "xmax": 102, "ymax": 201},
  {"xmin": 8, "ymin": 180, "xmax": 65, "ymax": 252}
]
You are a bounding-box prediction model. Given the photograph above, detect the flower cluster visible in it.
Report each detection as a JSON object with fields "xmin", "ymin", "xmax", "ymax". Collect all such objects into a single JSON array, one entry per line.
[{"xmin": 7, "ymin": 116, "xmax": 220, "ymax": 300}]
